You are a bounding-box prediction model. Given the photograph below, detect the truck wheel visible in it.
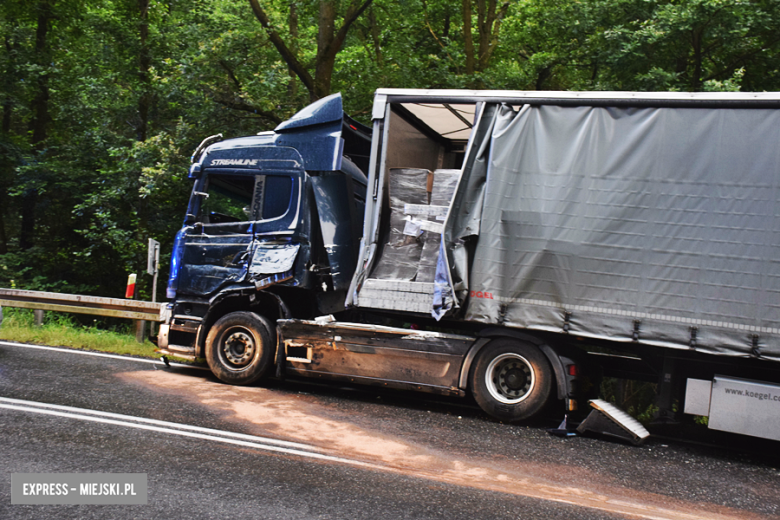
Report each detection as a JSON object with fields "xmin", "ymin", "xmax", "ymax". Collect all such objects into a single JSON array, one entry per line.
[
  {"xmin": 205, "ymin": 311, "xmax": 275, "ymax": 385},
  {"xmin": 470, "ymin": 339, "xmax": 553, "ymax": 422}
]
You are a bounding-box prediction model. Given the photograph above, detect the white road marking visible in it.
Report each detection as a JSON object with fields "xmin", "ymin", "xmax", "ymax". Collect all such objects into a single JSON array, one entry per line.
[
  {"xmin": 0, "ymin": 398, "xmax": 380, "ymax": 470},
  {"xmin": 0, "ymin": 339, "xmax": 209, "ymax": 370},
  {"xmin": 0, "ymin": 397, "xmax": 313, "ymax": 450}
]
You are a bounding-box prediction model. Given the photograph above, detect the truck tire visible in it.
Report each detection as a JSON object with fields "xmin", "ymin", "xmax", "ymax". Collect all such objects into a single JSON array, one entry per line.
[
  {"xmin": 205, "ymin": 311, "xmax": 275, "ymax": 385},
  {"xmin": 470, "ymin": 339, "xmax": 553, "ymax": 422}
]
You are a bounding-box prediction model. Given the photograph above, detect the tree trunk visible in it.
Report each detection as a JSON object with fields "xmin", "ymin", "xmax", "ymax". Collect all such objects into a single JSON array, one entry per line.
[
  {"xmin": 248, "ymin": 0, "xmax": 314, "ymax": 95},
  {"xmin": 314, "ymin": 1, "xmax": 337, "ymax": 100},
  {"xmin": 137, "ymin": 0, "xmax": 152, "ymax": 270},
  {"xmin": 0, "ymin": 100, "xmax": 10, "ymax": 254},
  {"xmin": 368, "ymin": 7, "xmax": 383, "ymax": 67},
  {"xmin": 21, "ymin": 0, "xmax": 55, "ymax": 251},
  {"xmin": 479, "ymin": 0, "xmax": 509, "ymax": 72},
  {"xmin": 247, "ymin": 0, "xmax": 372, "ymax": 101},
  {"xmin": 0, "ymin": 202, "xmax": 7, "ymax": 254},
  {"xmin": 476, "ymin": 0, "xmax": 508, "ymax": 72},
  {"xmin": 463, "ymin": 0, "xmax": 475, "ymax": 75},
  {"xmin": 30, "ymin": 3, "xmax": 51, "ymax": 148},
  {"xmin": 137, "ymin": 0, "xmax": 151, "ymax": 142},
  {"xmin": 287, "ymin": 0, "xmax": 299, "ymax": 98},
  {"xmin": 1, "ymin": 100, "xmax": 10, "ymax": 136},
  {"xmin": 0, "ymin": 37, "xmax": 15, "ymax": 254},
  {"xmin": 462, "ymin": 0, "xmax": 509, "ymax": 81},
  {"xmin": 535, "ymin": 65, "xmax": 552, "ymax": 90},
  {"xmin": 690, "ymin": 28, "xmax": 703, "ymax": 92}
]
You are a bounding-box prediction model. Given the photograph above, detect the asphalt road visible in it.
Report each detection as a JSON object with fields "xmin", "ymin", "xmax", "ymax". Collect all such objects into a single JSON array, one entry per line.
[{"xmin": 1, "ymin": 339, "xmax": 779, "ymax": 519}]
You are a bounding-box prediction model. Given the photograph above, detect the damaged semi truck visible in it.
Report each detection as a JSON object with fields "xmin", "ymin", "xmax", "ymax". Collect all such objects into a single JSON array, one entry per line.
[{"xmin": 157, "ymin": 89, "xmax": 780, "ymax": 440}]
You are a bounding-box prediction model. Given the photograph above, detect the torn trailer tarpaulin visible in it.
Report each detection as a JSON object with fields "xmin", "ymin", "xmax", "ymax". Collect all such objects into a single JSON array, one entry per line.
[{"xmin": 434, "ymin": 102, "xmax": 780, "ymax": 361}]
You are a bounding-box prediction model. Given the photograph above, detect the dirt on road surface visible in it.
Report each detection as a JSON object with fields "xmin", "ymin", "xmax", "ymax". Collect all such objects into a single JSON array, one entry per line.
[{"xmin": 123, "ymin": 369, "xmax": 780, "ymax": 520}]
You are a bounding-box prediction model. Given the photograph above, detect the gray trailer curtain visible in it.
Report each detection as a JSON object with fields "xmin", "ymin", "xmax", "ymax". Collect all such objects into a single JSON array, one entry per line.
[
  {"xmin": 433, "ymin": 103, "xmax": 498, "ymax": 318},
  {"xmin": 436, "ymin": 102, "xmax": 780, "ymax": 361}
]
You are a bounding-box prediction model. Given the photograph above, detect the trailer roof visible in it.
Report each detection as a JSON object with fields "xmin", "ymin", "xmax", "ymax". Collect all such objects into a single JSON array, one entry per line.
[
  {"xmin": 400, "ymin": 103, "xmax": 476, "ymax": 141},
  {"xmin": 374, "ymin": 89, "xmax": 780, "ymax": 142},
  {"xmin": 375, "ymin": 88, "xmax": 780, "ymax": 111}
]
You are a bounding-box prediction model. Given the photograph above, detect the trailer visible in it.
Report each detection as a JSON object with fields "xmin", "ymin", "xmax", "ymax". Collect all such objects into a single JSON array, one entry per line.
[{"xmin": 157, "ymin": 89, "xmax": 780, "ymax": 440}]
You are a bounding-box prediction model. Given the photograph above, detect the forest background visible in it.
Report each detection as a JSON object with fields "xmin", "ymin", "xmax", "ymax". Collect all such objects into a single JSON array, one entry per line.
[{"xmin": 1, "ymin": 0, "xmax": 779, "ymax": 308}]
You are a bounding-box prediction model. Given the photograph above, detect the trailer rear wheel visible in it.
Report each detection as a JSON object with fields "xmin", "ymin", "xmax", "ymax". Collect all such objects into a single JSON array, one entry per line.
[
  {"xmin": 470, "ymin": 339, "xmax": 553, "ymax": 422},
  {"xmin": 206, "ymin": 311, "xmax": 275, "ymax": 385}
]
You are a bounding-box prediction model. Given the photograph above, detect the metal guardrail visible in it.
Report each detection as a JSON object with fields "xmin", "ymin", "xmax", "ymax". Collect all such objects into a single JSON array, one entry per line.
[{"xmin": 0, "ymin": 288, "xmax": 163, "ymax": 322}]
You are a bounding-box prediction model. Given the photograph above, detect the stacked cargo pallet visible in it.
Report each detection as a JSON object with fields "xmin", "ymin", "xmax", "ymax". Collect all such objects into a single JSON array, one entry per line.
[
  {"xmin": 357, "ymin": 279, "xmax": 436, "ymax": 314},
  {"xmin": 416, "ymin": 169, "xmax": 459, "ymax": 283},
  {"xmin": 369, "ymin": 168, "xmax": 429, "ymax": 281},
  {"xmin": 360, "ymin": 168, "xmax": 460, "ymax": 313}
]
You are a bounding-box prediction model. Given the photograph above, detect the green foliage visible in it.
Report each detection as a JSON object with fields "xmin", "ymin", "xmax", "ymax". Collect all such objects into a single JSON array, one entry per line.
[
  {"xmin": 0, "ymin": 307, "xmax": 158, "ymax": 358},
  {"xmin": 1, "ymin": 0, "xmax": 779, "ymax": 302},
  {"xmin": 594, "ymin": 0, "xmax": 780, "ymax": 91},
  {"xmin": 600, "ymin": 377, "xmax": 660, "ymax": 424}
]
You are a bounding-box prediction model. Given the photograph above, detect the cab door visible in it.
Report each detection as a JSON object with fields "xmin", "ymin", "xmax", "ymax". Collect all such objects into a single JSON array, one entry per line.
[{"xmin": 169, "ymin": 146, "xmax": 305, "ymax": 298}]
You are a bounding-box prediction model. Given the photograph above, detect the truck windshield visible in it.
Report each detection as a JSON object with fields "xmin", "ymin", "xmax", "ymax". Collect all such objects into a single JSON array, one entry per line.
[{"xmin": 201, "ymin": 173, "xmax": 293, "ymax": 224}]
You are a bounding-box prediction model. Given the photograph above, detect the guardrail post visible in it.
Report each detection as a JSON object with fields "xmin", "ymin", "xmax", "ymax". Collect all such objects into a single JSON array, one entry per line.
[
  {"xmin": 34, "ymin": 309, "xmax": 44, "ymax": 327},
  {"xmin": 135, "ymin": 320, "xmax": 146, "ymax": 344}
]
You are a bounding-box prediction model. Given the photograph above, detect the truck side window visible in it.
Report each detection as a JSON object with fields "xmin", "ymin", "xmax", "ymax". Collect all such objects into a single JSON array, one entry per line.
[
  {"xmin": 202, "ymin": 174, "xmax": 254, "ymax": 223},
  {"xmin": 202, "ymin": 173, "xmax": 293, "ymax": 223},
  {"xmin": 262, "ymin": 175, "xmax": 293, "ymax": 220}
]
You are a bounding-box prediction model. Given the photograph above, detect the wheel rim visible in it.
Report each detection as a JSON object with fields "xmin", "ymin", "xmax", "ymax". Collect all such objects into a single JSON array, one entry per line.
[
  {"xmin": 485, "ymin": 353, "xmax": 535, "ymax": 404},
  {"xmin": 219, "ymin": 326, "xmax": 256, "ymax": 370}
]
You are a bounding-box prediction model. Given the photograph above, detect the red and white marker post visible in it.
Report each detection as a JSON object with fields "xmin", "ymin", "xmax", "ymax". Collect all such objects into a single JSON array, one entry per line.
[
  {"xmin": 125, "ymin": 273, "xmax": 144, "ymax": 343},
  {"xmin": 125, "ymin": 273, "xmax": 137, "ymax": 299}
]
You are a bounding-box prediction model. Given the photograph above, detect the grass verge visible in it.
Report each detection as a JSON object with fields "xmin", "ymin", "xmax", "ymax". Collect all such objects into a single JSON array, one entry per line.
[{"xmin": 0, "ymin": 307, "xmax": 160, "ymax": 359}]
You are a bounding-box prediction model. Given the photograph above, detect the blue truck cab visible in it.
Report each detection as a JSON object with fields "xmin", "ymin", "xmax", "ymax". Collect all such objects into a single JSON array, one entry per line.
[{"xmin": 158, "ymin": 93, "xmax": 370, "ymax": 382}]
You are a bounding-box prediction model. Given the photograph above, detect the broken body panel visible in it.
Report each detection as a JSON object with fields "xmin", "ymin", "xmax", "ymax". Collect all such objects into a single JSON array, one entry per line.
[{"xmin": 161, "ymin": 93, "xmax": 370, "ymax": 358}]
